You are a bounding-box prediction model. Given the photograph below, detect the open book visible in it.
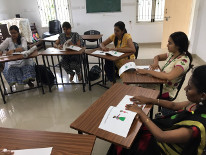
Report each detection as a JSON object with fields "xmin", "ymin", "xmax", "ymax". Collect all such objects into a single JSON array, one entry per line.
[
  {"xmin": 119, "ymin": 62, "xmax": 160, "ymax": 76},
  {"xmin": 92, "ymin": 50, "xmax": 124, "ymax": 57},
  {"xmin": 99, "ymin": 95, "xmax": 145, "ymax": 137},
  {"xmin": 66, "ymin": 45, "xmax": 82, "ymax": 51}
]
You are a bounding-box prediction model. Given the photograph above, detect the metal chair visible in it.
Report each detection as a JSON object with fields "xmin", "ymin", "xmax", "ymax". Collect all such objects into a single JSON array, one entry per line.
[{"xmin": 83, "ymin": 30, "xmax": 101, "ymax": 49}]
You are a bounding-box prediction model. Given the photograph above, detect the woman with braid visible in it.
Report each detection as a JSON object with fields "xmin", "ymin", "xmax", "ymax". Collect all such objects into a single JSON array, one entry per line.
[{"xmin": 100, "ymin": 21, "xmax": 136, "ymax": 83}]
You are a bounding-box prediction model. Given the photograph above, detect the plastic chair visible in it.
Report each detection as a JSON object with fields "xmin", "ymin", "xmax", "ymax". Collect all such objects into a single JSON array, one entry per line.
[
  {"xmin": 83, "ymin": 30, "xmax": 101, "ymax": 49},
  {"xmin": 133, "ymin": 42, "xmax": 139, "ymax": 59},
  {"xmin": 42, "ymin": 20, "xmax": 62, "ymax": 38}
]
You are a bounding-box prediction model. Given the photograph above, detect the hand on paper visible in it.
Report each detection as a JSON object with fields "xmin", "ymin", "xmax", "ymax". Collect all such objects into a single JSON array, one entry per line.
[
  {"xmin": 136, "ymin": 69, "xmax": 149, "ymax": 75},
  {"xmin": 6, "ymin": 50, "xmax": 14, "ymax": 56},
  {"xmin": 57, "ymin": 45, "xmax": 63, "ymax": 50},
  {"xmin": 149, "ymin": 64, "xmax": 159, "ymax": 70},
  {"xmin": 125, "ymin": 104, "xmax": 143, "ymax": 114},
  {"xmin": 101, "ymin": 47, "xmax": 109, "ymax": 51},
  {"xmin": 130, "ymin": 96, "xmax": 152, "ymax": 105}
]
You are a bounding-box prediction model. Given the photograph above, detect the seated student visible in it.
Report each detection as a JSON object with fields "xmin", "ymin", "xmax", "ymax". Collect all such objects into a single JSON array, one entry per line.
[
  {"xmin": 136, "ymin": 31, "xmax": 193, "ymax": 100},
  {"xmin": 107, "ymin": 65, "xmax": 206, "ymax": 155},
  {"xmin": 0, "ymin": 25, "xmax": 35, "ymax": 88},
  {"xmin": 54, "ymin": 22, "xmax": 82, "ymax": 81},
  {"xmin": 100, "ymin": 21, "xmax": 136, "ymax": 83}
]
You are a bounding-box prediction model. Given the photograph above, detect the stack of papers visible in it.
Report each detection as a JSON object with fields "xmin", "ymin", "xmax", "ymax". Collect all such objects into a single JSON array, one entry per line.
[
  {"xmin": 92, "ymin": 50, "xmax": 124, "ymax": 57},
  {"xmin": 99, "ymin": 95, "xmax": 145, "ymax": 137}
]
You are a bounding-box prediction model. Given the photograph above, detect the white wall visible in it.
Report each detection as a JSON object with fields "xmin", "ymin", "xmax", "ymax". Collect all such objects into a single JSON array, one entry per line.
[
  {"xmin": 0, "ymin": 0, "xmax": 12, "ymax": 20},
  {"xmin": 0, "ymin": 0, "xmax": 163, "ymax": 43},
  {"xmin": 190, "ymin": 0, "xmax": 206, "ymax": 61}
]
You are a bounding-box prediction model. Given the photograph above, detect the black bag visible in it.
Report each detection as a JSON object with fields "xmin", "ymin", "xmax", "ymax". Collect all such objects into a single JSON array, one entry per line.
[
  {"xmin": 89, "ymin": 65, "xmax": 101, "ymax": 81},
  {"xmin": 35, "ymin": 65, "xmax": 55, "ymax": 86}
]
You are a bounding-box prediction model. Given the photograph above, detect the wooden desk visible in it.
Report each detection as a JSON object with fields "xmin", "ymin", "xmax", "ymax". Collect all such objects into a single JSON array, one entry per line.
[
  {"xmin": 40, "ymin": 47, "xmax": 86, "ymax": 92},
  {"xmin": 0, "ymin": 51, "xmax": 44, "ymax": 104},
  {"xmin": 122, "ymin": 59, "xmax": 166, "ymax": 85},
  {"xmin": 42, "ymin": 34, "xmax": 59, "ymax": 49},
  {"xmin": 70, "ymin": 83, "xmax": 159, "ymax": 148},
  {"xmin": 85, "ymin": 49, "xmax": 133, "ymax": 90},
  {"xmin": 0, "ymin": 127, "xmax": 96, "ymax": 155}
]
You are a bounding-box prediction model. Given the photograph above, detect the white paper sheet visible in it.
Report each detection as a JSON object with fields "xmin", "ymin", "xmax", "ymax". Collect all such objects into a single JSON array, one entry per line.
[
  {"xmin": 119, "ymin": 62, "xmax": 136, "ymax": 76},
  {"xmin": 117, "ymin": 95, "xmax": 145, "ymax": 110},
  {"xmin": 136, "ymin": 65, "xmax": 160, "ymax": 72},
  {"xmin": 66, "ymin": 45, "xmax": 82, "ymax": 51},
  {"xmin": 12, "ymin": 147, "xmax": 53, "ymax": 155},
  {"xmin": 92, "ymin": 50, "xmax": 124, "ymax": 57},
  {"xmin": 99, "ymin": 106, "xmax": 137, "ymax": 137}
]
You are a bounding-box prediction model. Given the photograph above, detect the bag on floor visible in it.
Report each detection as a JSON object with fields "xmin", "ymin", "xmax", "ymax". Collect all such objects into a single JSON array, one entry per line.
[
  {"xmin": 35, "ymin": 65, "xmax": 55, "ymax": 86},
  {"xmin": 89, "ymin": 65, "xmax": 101, "ymax": 81}
]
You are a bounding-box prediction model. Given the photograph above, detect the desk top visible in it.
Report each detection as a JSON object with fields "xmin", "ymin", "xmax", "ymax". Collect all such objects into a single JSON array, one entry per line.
[
  {"xmin": 40, "ymin": 47, "xmax": 85, "ymax": 56},
  {"xmin": 122, "ymin": 59, "xmax": 166, "ymax": 84},
  {"xmin": 0, "ymin": 51, "xmax": 38, "ymax": 63},
  {"xmin": 81, "ymin": 35, "xmax": 103, "ymax": 40},
  {"xmin": 0, "ymin": 127, "xmax": 96, "ymax": 155},
  {"xmin": 70, "ymin": 83, "xmax": 159, "ymax": 148},
  {"xmin": 42, "ymin": 34, "xmax": 59, "ymax": 42},
  {"xmin": 85, "ymin": 49, "xmax": 133, "ymax": 61}
]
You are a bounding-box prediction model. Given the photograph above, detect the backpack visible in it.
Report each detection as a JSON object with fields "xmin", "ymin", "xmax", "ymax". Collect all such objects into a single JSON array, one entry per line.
[
  {"xmin": 35, "ymin": 65, "xmax": 55, "ymax": 86},
  {"xmin": 89, "ymin": 65, "xmax": 102, "ymax": 81}
]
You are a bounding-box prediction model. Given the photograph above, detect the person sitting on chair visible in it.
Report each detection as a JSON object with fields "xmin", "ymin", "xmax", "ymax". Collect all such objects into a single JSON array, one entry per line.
[
  {"xmin": 0, "ymin": 25, "xmax": 35, "ymax": 89},
  {"xmin": 100, "ymin": 21, "xmax": 136, "ymax": 83},
  {"xmin": 107, "ymin": 65, "xmax": 206, "ymax": 155},
  {"xmin": 54, "ymin": 22, "xmax": 82, "ymax": 82},
  {"xmin": 136, "ymin": 31, "xmax": 193, "ymax": 100}
]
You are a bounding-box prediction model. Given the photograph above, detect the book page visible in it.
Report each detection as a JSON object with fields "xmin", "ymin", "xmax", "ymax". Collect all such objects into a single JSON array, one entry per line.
[
  {"xmin": 67, "ymin": 45, "xmax": 82, "ymax": 51},
  {"xmin": 119, "ymin": 62, "xmax": 136, "ymax": 76},
  {"xmin": 92, "ymin": 50, "xmax": 106, "ymax": 55},
  {"xmin": 136, "ymin": 65, "xmax": 160, "ymax": 72},
  {"xmin": 107, "ymin": 51, "xmax": 124, "ymax": 57},
  {"xmin": 12, "ymin": 147, "xmax": 53, "ymax": 155},
  {"xmin": 117, "ymin": 95, "xmax": 145, "ymax": 110},
  {"xmin": 99, "ymin": 106, "xmax": 137, "ymax": 137}
]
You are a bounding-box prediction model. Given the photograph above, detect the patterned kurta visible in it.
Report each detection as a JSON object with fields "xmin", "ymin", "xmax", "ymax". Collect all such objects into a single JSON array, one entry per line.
[{"xmin": 58, "ymin": 32, "xmax": 81, "ymax": 75}]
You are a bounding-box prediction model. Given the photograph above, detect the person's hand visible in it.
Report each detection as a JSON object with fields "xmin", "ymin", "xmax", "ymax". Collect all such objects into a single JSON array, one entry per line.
[
  {"xmin": 101, "ymin": 47, "xmax": 109, "ymax": 51},
  {"xmin": 57, "ymin": 45, "xmax": 63, "ymax": 50},
  {"xmin": 136, "ymin": 69, "xmax": 149, "ymax": 75},
  {"xmin": 149, "ymin": 64, "xmax": 159, "ymax": 70},
  {"xmin": 67, "ymin": 41, "xmax": 73, "ymax": 46},
  {"xmin": 0, "ymin": 149, "xmax": 14, "ymax": 155},
  {"xmin": 125, "ymin": 104, "xmax": 143, "ymax": 114},
  {"xmin": 130, "ymin": 96, "xmax": 153, "ymax": 105},
  {"xmin": 6, "ymin": 50, "xmax": 14, "ymax": 56}
]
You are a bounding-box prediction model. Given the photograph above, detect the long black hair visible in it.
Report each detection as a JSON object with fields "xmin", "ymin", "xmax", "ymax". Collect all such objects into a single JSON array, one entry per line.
[
  {"xmin": 9, "ymin": 25, "xmax": 21, "ymax": 45},
  {"xmin": 170, "ymin": 31, "xmax": 193, "ymax": 69},
  {"xmin": 114, "ymin": 21, "xmax": 127, "ymax": 47}
]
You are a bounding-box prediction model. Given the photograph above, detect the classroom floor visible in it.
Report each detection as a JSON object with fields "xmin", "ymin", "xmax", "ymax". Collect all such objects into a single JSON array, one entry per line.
[{"xmin": 0, "ymin": 43, "xmax": 204, "ymax": 155}]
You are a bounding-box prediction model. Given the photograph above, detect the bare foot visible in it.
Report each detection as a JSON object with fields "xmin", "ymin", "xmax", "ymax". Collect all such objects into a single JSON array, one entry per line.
[
  {"xmin": 70, "ymin": 74, "xmax": 74, "ymax": 82},
  {"xmin": 77, "ymin": 74, "xmax": 82, "ymax": 81}
]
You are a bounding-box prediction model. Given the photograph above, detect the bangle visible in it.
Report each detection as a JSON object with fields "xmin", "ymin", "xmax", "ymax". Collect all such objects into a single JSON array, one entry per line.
[
  {"xmin": 157, "ymin": 99, "xmax": 160, "ymax": 104},
  {"xmin": 145, "ymin": 118, "xmax": 150, "ymax": 123}
]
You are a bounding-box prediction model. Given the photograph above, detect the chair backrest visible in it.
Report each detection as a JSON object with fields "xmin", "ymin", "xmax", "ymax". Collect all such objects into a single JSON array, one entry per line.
[
  {"xmin": 84, "ymin": 30, "xmax": 100, "ymax": 35},
  {"xmin": 0, "ymin": 24, "xmax": 11, "ymax": 40},
  {"xmin": 169, "ymin": 67, "xmax": 192, "ymax": 101},
  {"xmin": 49, "ymin": 20, "xmax": 62, "ymax": 34},
  {"xmin": 133, "ymin": 42, "xmax": 139, "ymax": 59}
]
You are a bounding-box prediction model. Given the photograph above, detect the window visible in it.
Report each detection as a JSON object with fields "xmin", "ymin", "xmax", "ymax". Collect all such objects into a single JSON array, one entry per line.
[
  {"xmin": 37, "ymin": 0, "xmax": 72, "ymax": 27},
  {"xmin": 137, "ymin": 0, "xmax": 165, "ymax": 22}
]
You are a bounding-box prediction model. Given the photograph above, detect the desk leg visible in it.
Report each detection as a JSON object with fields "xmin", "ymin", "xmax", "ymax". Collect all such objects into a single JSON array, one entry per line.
[
  {"xmin": 46, "ymin": 56, "xmax": 50, "ymax": 69},
  {"xmin": 0, "ymin": 83, "xmax": 6, "ymax": 104},
  {"xmin": 35, "ymin": 57, "xmax": 45, "ymax": 94},
  {"xmin": 42, "ymin": 56, "xmax": 52, "ymax": 92},
  {"xmin": 112, "ymin": 62, "xmax": 116, "ymax": 84},
  {"xmin": 79, "ymin": 54, "xmax": 85, "ymax": 92},
  {"xmin": 51, "ymin": 56, "xmax": 57, "ymax": 83},
  {"xmin": 78, "ymin": 131, "xmax": 83, "ymax": 134},
  {"xmin": 0, "ymin": 73, "xmax": 8, "ymax": 95},
  {"xmin": 43, "ymin": 41, "xmax": 46, "ymax": 50},
  {"xmin": 101, "ymin": 58, "xmax": 105, "ymax": 85},
  {"xmin": 51, "ymin": 42, "xmax": 54, "ymax": 47},
  {"xmin": 57, "ymin": 56, "xmax": 64, "ymax": 84},
  {"xmin": 86, "ymin": 55, "xmax": 91, "ymax": 91},
  {"xmin": 83, "ymin": 54, "xmax": 88, "ymax": 84},
  {"xmin": 150, "ymin": 106, "xmax": 154, "ymax": 119}
]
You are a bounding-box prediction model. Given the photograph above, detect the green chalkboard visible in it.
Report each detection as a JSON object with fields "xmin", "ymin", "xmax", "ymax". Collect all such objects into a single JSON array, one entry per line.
[{"xmin": 86, "ymin": 0, "xmax": 121, "ymax": 13}]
